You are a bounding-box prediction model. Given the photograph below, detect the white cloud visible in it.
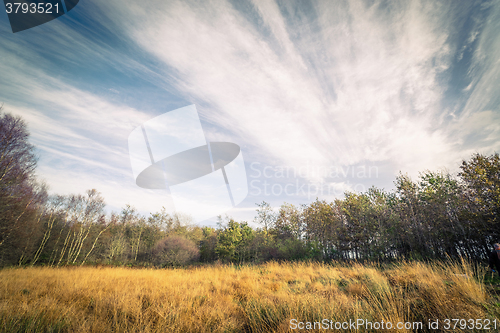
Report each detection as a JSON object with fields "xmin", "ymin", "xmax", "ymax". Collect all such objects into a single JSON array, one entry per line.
[
  {"xmin": 0, "ymin": 43, "xmax": 164, "ymax": 213},
  {"xmin": 102, "ymin": 0, "xmax": 473, "ymax": 182},
  {"xmin": 2, "ymin": 0, "xmax": 499, "ymax": 221},
  {"xmin": 449, "ymin": 2, "xmax": 500, "ymax": 159}
]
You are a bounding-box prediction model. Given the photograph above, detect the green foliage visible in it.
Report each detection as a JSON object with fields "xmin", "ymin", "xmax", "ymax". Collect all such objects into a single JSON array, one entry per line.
[
  {"xmin": 3, "ymin": 109, "xmax": 500, "ymax": 266},
  {"xmin": 274, "ymin": 203, "xmax": 302, "ymax": 240},
  {"xmin": 459, "ymin": 153, "xmax": 500, "ymax": 243},
  {"xmin": 216, "ymin": 217, "xmax": 255, "ymax": 263},
  {"xmin": 199, "ymin": 227, "xmax": 218, "ymax": 262}
]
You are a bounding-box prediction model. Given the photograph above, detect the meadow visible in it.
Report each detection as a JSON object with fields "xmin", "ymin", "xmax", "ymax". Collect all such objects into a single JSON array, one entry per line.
[{"xmin": 1, "ymin": 260, "xmax": 499, "ymax": 333}]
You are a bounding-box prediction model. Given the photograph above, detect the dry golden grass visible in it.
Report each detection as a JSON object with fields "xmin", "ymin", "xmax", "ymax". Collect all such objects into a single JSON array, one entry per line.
[{"xmin": 1, "ymin": 260, "xmax": 499, "ymax": 332}]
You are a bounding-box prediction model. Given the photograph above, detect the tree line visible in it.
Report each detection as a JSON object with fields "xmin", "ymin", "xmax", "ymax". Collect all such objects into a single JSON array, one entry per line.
[{"xmin": 1, "ymin": 107, "xmax": 499, "ymax": 267}]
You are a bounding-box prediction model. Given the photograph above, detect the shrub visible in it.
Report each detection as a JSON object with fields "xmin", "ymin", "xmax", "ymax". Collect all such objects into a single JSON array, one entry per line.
[{"xmin": 151, "ymin": 235, "xmax": 199, "ymax": 267}]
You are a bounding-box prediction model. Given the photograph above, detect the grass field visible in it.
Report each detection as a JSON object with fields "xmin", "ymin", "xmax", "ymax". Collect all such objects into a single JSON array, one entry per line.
[{"xmin": 1, "ymin": 261, "xmax": 499, "ymax": 332}]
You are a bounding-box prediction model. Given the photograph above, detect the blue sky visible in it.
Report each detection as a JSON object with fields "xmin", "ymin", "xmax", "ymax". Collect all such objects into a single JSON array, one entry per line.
[{"xmin": 1, "ymin": 0, "xmax": 499, "ymax": 226}]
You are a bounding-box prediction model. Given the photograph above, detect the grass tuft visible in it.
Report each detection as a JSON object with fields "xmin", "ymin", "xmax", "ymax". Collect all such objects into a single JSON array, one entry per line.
[{"xmin": 1, "ymin": 261, "xmax": 499, "ymax": 332}]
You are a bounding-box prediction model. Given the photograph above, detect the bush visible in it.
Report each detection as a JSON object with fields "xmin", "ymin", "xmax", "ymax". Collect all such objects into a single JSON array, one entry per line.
[{"xmin": 151, "ymin": 235, "xmax": 199, "ymax": 267}]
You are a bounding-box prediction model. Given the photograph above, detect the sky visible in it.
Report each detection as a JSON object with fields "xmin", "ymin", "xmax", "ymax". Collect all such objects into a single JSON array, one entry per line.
[{"xmin": 0, "ymin": 0, "xmax": 499, "ymax": 226}]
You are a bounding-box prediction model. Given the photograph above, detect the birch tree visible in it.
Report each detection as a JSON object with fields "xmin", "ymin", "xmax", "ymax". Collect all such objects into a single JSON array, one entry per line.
[{"xmin": 54, "ymin": 190, "xmax": 105, "ymax": 265}]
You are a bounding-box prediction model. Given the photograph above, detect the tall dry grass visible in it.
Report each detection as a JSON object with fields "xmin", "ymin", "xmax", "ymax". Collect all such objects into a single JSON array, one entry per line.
[{"xmin": 0, "ymin": 260, "xmax": 499, "ymax": 332}]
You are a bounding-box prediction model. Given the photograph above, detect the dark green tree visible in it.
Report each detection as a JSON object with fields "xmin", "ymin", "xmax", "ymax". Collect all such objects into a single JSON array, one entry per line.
[{"xmin": 216, "ymin": 217, "xmax": 255, "ymax": 263}]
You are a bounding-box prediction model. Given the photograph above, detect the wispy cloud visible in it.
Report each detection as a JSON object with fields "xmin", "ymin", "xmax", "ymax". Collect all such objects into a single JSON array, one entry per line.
[
  {"xmin": 99, "ymin": 0, "xmax": 489, "ymax": 180},
  {"xmin": 0, "ymin": 35, "xmax": 175, "ymax": 215},
  {"xmin": 1, "ymin": 0, "xmax": 498, "ymax": 220}
]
